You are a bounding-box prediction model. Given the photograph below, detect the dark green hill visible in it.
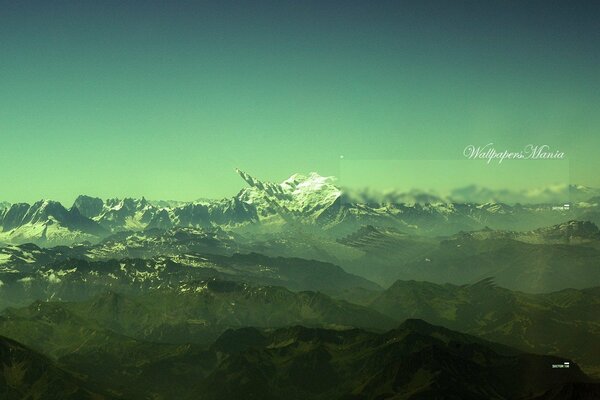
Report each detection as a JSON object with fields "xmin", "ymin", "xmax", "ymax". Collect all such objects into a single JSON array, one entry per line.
[
  {"xmin": 531, "ymin": 382, "xmax": 600, "ymax": 399},
  {"xmin": 0, "ymin": 335, "xmax": 114, "ymax": 400},
  {"xmin": 369, "ymin": 279, "xmax": 600, "ymax": 377},
  {"xmin": 190, "ymin": 319, "xmax": 594, "ymax": 400},
  {"xmin": 0, "ymin": 308, "xmax": 595, "ymax": 399}
]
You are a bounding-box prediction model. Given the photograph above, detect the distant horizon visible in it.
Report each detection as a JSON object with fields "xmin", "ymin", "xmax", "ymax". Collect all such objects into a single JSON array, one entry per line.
[{"xmin": 1, "ymin": 168, "xmax": 596, "ymax": 207}]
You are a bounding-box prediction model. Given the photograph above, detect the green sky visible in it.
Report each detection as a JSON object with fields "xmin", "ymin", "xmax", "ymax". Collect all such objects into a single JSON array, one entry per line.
[{"xmin": 1, "ymin": 1, "xmax": 598, "ymax": 204}]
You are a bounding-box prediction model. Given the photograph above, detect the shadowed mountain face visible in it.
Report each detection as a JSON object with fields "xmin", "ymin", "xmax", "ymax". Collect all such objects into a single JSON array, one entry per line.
[
  {"xmin": 531, "ymin": 382, "xmax": 600, "ymax": 399},
  {"xmin": 0, "ymin": 248, "xmax": 380, "ymax": 310},
  {"xmin": 205, "ymin": 320, "xmax": 595, "ymax": 400},
  {"xmin": 447, "ymin": 220, "xmax": 600, "ymax": 245},
  {"xmin": 393, "ymin": 236, "xmax": 600, "ymax": 292},
  {"xmin": 0, "ymin": 281, "xmax": 395, "ymax": 349},
  {"xmin": 337, "ymin": 223, "xmax": 600, "ymax": 290},
  {"xmin": 367, "ymin": 279, "xmax": 600, "ymax": 378},
  {"xmin": 0, "ymin": 335, "xmax": 113, "ymax": 400},
  {"xmin": 0, "ymin": 201, "xmax": 107, "ymax": 246},
  {"xmin": 0, "ymin": 316, "xmax": 595, "ymax": 400},
  {"xmin": 0, "ymin": 294, "xmax": 595, "ymax": 399}
]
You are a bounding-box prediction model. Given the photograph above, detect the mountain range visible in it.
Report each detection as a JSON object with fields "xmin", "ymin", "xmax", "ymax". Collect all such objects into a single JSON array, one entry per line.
[
  {"xmin": 2, "ymin": 170, "xmax": 600, "ymax": 398},
  {"xmin": 2, "ymin": 218, "xmax": 600, "ymax": 300},
  {"xmin": 3, "ymin": 170, "xmax": 599, "ymax": 247},
  {"xmin": 337, "ymin": 222, "xmax": 600, "ymax": 290},
  {"xmin": 1, "ymin": 275, "xmax": 599, "ymax": 379},
  {"xmin": 0, "ymin": 245, "xmax": 380, "ymax": 310}
]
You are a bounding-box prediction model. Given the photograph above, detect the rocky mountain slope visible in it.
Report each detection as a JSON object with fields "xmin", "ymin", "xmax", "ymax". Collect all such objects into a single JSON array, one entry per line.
[
  {"xmin": 0, "ymin": 200, "xmax": 107, "ymax": 246},
  {"xmin": 0, "ymin": 248, "xmax": 380, "ymax": 310}
]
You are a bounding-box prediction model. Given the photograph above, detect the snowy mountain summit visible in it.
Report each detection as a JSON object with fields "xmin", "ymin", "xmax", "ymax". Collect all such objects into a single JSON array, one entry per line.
[{"xmin": 235, "ymin": 169, "xmax": 341, "ymax": 220}]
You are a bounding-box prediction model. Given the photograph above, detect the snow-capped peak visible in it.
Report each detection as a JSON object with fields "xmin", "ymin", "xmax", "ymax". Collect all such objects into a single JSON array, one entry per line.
[{"xmin": 235, "ymin": 170, "xmax": 341, "ymax": 220}]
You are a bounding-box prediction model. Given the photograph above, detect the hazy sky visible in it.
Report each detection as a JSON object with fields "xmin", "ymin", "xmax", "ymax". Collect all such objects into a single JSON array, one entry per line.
[{"xmin": 1, "ymin": 1, "xmax": 599, "ymax": 204}]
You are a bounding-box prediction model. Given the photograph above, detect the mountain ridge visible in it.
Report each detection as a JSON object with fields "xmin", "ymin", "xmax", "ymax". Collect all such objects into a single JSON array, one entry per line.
[{"xmin": 1, "ymin": 170, "xmax": 599, "ymax": 246}]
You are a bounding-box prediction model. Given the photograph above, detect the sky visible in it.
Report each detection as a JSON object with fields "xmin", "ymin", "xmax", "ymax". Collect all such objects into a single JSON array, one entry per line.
[{"xmin": 1, "ymin": 0, "xmax": 599, "ymax": 204}]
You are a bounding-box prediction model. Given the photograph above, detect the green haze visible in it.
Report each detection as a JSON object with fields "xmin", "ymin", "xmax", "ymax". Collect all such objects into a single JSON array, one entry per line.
[{"xmin": 1, "ymin": 1, "xmax": 598, "ymax": 204}]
